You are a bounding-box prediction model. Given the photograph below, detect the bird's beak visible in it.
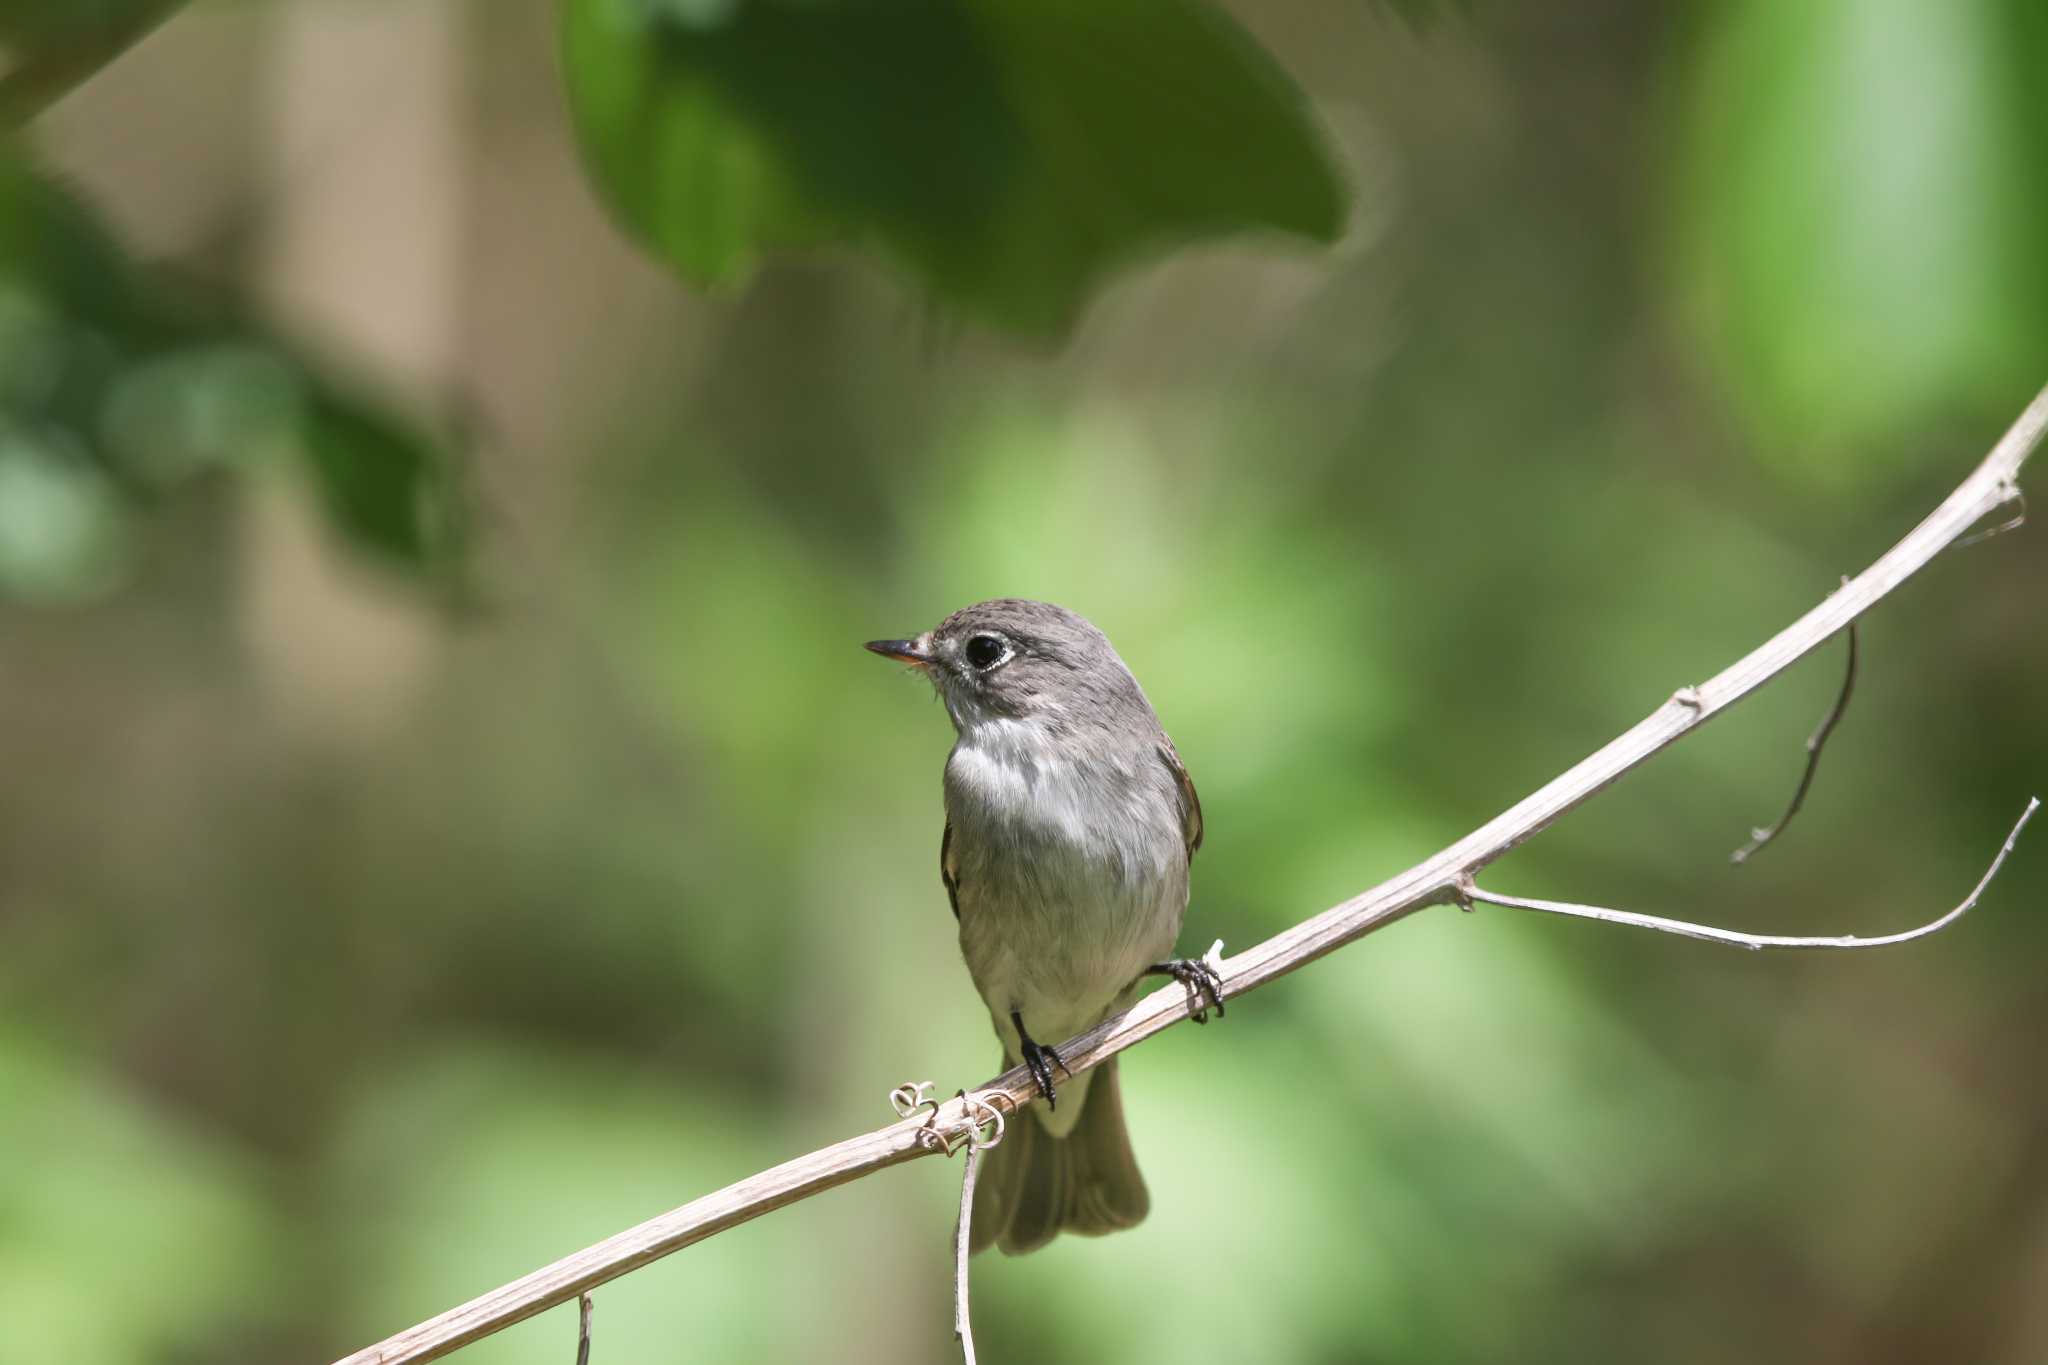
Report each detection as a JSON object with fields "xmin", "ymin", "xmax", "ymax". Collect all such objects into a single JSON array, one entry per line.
[{"xmin": 864, "ymin": 637, "xmax": 933, "ymax": 666}]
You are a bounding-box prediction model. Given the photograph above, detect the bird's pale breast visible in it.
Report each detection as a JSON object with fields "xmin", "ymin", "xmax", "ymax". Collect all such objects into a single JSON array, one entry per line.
[{"xmin": 944, "ymin": 717, "xmax": 1187, "ymax": 1134}]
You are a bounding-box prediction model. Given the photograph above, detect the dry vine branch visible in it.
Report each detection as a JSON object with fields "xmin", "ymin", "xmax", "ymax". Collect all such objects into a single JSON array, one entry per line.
[{"xmin": 335, "ymin": 381, "xmax": 2048, "ymax": 1365}]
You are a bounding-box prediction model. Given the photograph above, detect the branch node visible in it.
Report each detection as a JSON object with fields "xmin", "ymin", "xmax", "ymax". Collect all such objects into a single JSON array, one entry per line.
[
  {"xmin": 1955, "ymin": 481, "xmax": 2028, "ymax": 548},
  {"xmin": 955, "ymin": 1090, "xmax": 1008, "ymax": 1154},
  {"xmin": 1671, "ymin": 685, "xmax": 1706, "ymax": 712},
  {"xmin": 892, "ymin": 1081, "xmax": 1011, "ymax": 1158}
]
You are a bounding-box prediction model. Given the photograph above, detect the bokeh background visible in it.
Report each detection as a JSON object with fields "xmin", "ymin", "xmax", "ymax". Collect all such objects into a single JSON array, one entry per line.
[{"xmin": 4, "ymin": 2, "xmax": 2047, "ymax": 1362}]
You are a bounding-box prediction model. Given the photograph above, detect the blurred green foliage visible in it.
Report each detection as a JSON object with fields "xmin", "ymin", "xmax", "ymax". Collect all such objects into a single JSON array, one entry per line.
[
  {"xmin": 0, "ymin": 147, "xmax": 462, "ymax": 600},
  {"xmin": 1671, "ymin": 0, "xmax": 2048, "ymax": 477},
  {"xmin": 0, "ymin": 1028, "xmax": 276, "ymax": 1360},
  {"xmin": 3, "ymin": 3, "xmax": 2048, "ymax": 1365},
  {"xmin": 562, "ymin": 0, "xmax": 1346, "ymax": 334}
]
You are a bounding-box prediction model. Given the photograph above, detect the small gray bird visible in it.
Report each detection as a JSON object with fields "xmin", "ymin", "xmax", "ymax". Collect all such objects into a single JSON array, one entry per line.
[{"xmin": 866, "ymin": 599, "xmax": 1223, "ymax": 1254}]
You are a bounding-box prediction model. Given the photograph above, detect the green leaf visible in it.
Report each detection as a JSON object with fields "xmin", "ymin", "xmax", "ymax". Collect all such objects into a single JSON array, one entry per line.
[
  {"xmin": 562, "ymin": 0, "xmax": 1347, "ymax": 335},
  {"xmin": 300, "ymin": 389, "xmax": 464, "ymax": 568}
]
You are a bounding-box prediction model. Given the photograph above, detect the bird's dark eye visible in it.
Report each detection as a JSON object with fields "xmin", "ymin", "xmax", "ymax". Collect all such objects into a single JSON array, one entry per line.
[{"xmin": 964, "ymin": 634, "xmax": 1007, "ymax": 669}]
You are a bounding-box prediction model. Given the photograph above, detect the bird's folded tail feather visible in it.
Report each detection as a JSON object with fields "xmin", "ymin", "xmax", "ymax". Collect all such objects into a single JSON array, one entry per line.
[{"xmin": 970, "ymin": 1056, "xmax": 1149, "ymax": 1255}]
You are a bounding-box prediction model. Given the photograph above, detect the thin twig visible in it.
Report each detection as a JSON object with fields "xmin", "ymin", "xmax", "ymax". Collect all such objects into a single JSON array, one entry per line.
[
  {"xmin": 944, "ymin": 1090, "xmax": 1002, "ymax": 1364},
  {"xmin": 574, "ymin": 1294, "xmax": 591, "ymax": 1365},
  {"xmin": 1731, "ymin": 620, "xmax": 1858, "ymax": 863},
  {"xmin": 953, "ymin": 1146, "xmax": 982, "ymax": 1365},
  {"xmin": 1468, "ymin": 797, "xmax": 2035, "ymax": 950},
  {"xmin": 331, "ymin": 380, "xmax": 2048, "ymax": 1365}
]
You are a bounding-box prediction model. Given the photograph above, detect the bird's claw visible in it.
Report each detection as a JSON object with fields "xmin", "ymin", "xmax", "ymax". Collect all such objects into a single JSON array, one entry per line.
[
  {"xmin": 1011, "ymin": 1010, "xmax": 1068, "ymax": 1108},
  {"xmin": 1020, "ymin": 1038, "xmax": 1067, "ymax": 1108},
  {"xmin": 1151, "ymin": 956, "xmax": 1227, "ymax": 1023}
]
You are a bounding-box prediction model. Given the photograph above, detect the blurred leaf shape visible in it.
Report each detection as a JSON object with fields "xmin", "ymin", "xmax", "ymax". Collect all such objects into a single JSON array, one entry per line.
[
  {"xmin": 301, "ymin": 390, "xmax": 462, "ymax": 566},
  {"xmin": 562, "ymin": 0, "xmax": 1348, "ymax": 335},
  {"xmin": 1671, "ymin": 0, "xmax": 2048, "ymax": 479},
  {"xmin": 0, "ymin": 0, "xmax": 188, "ymax": 127},
  {"xmin": 0, "ymin": 426, "xmax": 130, "ymax": 602},
  {"xmin": 0, "ymin": 1031, "xmax": 277, "ymax": 1363},
  {"xmin": 0, "ymin": 147, "xmax": 464, "ymax": 600}
]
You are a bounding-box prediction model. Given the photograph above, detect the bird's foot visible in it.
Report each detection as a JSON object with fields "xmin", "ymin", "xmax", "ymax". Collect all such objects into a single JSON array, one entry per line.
[
  {"xmin": 1149, "ymin": 952, "xmax": 1227, "ymax": 1023},
  {"xmin": 1011, "ymin": 1010, "xmax": 1070, "ymax": 1108}
]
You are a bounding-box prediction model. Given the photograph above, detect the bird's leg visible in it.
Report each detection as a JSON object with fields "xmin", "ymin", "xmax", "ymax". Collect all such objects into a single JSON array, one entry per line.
[
  {"xmin": 1011, "ymin": 1010, "xmax": 1069, "ymax": 1109},
  {"xmin": 1147, "ymin": 957, "xmax": 1227, "ymax": 1023}
]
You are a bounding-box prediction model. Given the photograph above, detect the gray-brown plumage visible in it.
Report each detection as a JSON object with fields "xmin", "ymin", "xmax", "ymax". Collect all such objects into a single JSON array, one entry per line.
[{"xmin": 865, "ymin": 599, "xmax": 1218, "ymax": 1255}]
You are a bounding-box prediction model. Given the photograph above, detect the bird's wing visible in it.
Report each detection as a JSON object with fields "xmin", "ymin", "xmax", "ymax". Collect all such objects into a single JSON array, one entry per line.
[
  {"xmin": 1157, "ymin": 737, "xmax": 1204, "ymax": 863},
  {"xmin": 940, "ymin": 818, "xmax": 961, "ymax": 920}
]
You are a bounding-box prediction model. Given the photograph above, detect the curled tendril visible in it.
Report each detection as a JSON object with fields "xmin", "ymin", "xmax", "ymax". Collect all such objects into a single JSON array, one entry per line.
[
  {"xmin": 955, "ymin": 1090, "xmax": 1007, "ymax": 1154},
  {"xmin": 889, "ymin": 1081, "xmax": 939, "ymax": 1121}
]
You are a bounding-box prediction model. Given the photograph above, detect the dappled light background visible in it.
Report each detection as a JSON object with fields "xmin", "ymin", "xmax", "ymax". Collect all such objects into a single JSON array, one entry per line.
[{"xmin": 5, "ymin": 2, "xmax": 2048, "ymax": 1362}]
